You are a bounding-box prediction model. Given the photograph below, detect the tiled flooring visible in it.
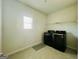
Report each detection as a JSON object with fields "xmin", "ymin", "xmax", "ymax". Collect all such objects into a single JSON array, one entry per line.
[{"xmin": 8, "ymin": 45, "xmax": 77, "ymax": 59}]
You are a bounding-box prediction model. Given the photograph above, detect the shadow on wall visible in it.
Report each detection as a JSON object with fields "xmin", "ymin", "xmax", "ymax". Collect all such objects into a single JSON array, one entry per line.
[{"xmin": 67, "ymin": 32, "xmax": 78, "ymax": 50}]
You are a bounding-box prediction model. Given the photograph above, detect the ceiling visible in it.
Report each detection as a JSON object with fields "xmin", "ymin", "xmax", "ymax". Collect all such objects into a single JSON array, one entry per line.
[{"xmin": 17, "ymin": 0, "xmax": 77, "ymax": 14}]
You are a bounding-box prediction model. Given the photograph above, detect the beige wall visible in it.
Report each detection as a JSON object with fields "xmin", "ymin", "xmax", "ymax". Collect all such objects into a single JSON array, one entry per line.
[
  {"xmin": 0, "ymin": 0, "xmax": 2, "ymax": 54},
  {"xmin": 47, "ymin": 4, "xmax": 77, "ymax": 50},
  {"xmin": 2, "ymin": 0, "xmax": 47, "ymax": 55}
]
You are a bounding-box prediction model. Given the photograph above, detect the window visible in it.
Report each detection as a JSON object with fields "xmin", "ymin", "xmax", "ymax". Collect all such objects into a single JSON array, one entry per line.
[{"xmin": 23, "ymin": 16, "xmax": 32, "ymax": 29}]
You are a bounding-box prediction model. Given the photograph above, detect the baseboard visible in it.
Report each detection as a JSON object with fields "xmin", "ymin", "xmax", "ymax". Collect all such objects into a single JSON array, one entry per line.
[
  {"xmin": 7, "ymin": 40, "xmax": 42, "ymax": 56},
  {"xmin": 67, "ymin": 45, "xmax": 77, "ymax": 51},
  {"xmin": 0, "ymin": 50, "xmax": 3, "ymax": 55}
]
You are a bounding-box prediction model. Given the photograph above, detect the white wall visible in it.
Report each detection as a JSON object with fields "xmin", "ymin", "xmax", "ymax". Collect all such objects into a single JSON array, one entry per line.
[
  {"xmin": 2, "ymin": 0, "xmax": 77, "ymax": 56},
  {"xmin": 47, "ymin": 4, "xmax": 77, "ymax": 50},
  {"xmin": 0, "ymin": 0, "xmax": 2, "ymax": 54},
  {"xmin": 2, "ymin": 0, "xmax": 47, "ymax": 55}
]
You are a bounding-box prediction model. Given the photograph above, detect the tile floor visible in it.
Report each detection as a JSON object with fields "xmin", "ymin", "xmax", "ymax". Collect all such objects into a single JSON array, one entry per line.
[{"xmin": 8, "ymin": 44, "xmax": 77, "ymax": 59}]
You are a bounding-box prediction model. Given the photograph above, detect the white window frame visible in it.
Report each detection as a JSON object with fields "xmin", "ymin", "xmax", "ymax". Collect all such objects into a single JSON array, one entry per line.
[{"xmin": 23, "ymin": 16, "xmax": 32, "ymax": 29}]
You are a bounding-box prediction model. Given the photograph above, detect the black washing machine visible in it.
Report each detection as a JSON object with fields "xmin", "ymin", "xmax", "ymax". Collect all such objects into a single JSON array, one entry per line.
[{"xmin": 43, "ymin": 30, "xmax": 66, "ymax": 52}]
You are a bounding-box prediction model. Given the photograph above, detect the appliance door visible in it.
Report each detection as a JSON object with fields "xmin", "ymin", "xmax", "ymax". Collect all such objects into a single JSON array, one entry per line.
[{"xmin": 54, "ymin": 34, "xmax": 66, "ymax": 52}]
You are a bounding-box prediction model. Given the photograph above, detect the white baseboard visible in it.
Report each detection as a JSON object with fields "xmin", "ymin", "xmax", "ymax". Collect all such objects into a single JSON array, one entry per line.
[
  {"xmin": 67, "ymin": 45, "xmax": 77, "ymax": 51},
  {"xmin": 7, "ymin": 41, "xmax": 77, "ymax": 56},
  {"xmin": 0, "ymin": 52, "xmax": 3, "ymax": 56},
  {"xmin": 7, "ymin": 40, "xmax": 42, "ymax": 56}
]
